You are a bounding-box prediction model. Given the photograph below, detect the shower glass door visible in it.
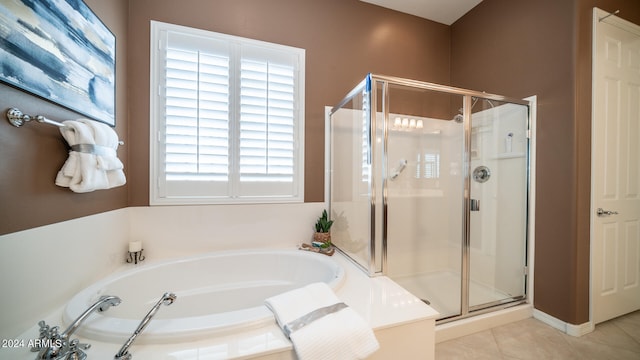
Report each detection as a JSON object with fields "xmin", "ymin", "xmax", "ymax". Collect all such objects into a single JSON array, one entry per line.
[
  {"xmin": 468, "ymin": 99, "xmax": 529, "ymax": 310},
  {"xmin": 329, "ymin": 79, "xmax": 374, "ymax": 273},
  {"xmin": 384, "ymin": 83, "xmax": 466, "ymax": 320}
]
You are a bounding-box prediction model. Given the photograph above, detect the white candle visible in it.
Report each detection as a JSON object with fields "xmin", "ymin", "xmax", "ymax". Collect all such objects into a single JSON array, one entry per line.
[{"xmin": 129, "ymin": 241, "xmax": 142, "ymax": 252}]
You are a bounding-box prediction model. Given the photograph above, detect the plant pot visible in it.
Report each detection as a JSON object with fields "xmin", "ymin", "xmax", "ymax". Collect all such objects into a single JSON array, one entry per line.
[{"xmin": 313, "ymin": 232, "xmax": 331, "ymax": 244}]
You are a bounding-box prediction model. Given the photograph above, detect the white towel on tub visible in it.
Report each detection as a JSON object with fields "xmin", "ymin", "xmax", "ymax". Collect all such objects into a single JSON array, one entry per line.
[
  {"xmin": 55, "ymin": 119, "xmax": 125, "ymax": 193},
  {"xmin": 265, "ymin": 282, "xmax": 379, "ymax": 360}
]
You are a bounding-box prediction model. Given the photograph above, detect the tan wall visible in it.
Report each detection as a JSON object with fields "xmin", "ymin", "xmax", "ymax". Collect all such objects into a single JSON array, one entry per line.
[
  {"xmin": 126, "ymin": 0, "xmax": 451, "ymax": 205},
  {"xmin": 451, "ymin": 0, "xmax": 640, "ymax": 325},
  {"xmin": 452, "ymin": 0, "xmax": 580, "ymax": 325},
  {"xmin": 0, "ymin": 0, "xmax": 129, "ymax": 235},
  {"xmin": 0, "ymin": 0, "xmax": 449, "ymax": 234}
]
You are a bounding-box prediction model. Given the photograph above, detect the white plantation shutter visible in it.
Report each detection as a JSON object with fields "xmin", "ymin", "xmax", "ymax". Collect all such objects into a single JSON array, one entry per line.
[
  {"xmin": 165, "ymin": 48, "xmax": 230, "ymax": 182},
  {"xmin": 150, "ymin": 21, "xmax": 304, "ymax": 204},
  {"xmin": 240, "ymin": 60, "xmax": 295, "ymax": 182}
]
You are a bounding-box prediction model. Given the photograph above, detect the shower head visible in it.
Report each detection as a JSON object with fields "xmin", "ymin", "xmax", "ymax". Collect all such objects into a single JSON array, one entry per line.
[{"xmin": 454, "ymin": 97, "xmax": 496, "ymax": 122}]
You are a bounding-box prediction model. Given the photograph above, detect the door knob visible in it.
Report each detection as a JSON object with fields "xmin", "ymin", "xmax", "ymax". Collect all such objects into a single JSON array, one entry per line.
[{"xmin": 597, "ymin": 208, "xmax": 619, "ymax": 216}]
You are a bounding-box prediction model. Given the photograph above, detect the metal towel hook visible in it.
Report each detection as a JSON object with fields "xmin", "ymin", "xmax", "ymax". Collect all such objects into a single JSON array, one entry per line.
[{"xmin": 599, "ymin": 9, "xmax": 620, "ymax": 22}]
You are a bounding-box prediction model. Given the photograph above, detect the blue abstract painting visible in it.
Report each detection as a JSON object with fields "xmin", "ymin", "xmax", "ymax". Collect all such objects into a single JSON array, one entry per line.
[{"xmin": 0, "ymin": 0, "xmax": 115, "ymax": 126}]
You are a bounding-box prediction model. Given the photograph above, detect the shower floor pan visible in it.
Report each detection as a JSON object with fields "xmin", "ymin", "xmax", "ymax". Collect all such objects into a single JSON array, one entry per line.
[{"xmin": 392, "ymin": 271, "xmax": 511, "ymax": 319}]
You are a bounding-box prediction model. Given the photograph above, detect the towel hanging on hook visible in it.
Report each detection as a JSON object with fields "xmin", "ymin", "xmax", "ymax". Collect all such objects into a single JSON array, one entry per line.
[
  {"xmin": 6, "ymin": 107, "xmax": 127, "ymax": 192},
  {"xmin": 55, "ymin": 119, "xmax": 126, "ymax": 192}
]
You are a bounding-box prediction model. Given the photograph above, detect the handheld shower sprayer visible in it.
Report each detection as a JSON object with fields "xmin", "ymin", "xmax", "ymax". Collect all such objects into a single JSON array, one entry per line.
[{"xmin": 390, "ymin": 159, "xmax": 408, "ymax": 180}]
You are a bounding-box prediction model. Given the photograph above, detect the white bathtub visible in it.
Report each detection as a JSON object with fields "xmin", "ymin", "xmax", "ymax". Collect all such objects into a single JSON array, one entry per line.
[{"xmin": 63, "ymin": 249, "xmax": 344, "ymax": 344}]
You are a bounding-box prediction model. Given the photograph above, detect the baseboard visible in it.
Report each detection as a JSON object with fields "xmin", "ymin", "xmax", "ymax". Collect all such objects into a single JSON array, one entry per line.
[{"xmin": 532, "ymin": 309, "xmax": 594, "ymax": 337}]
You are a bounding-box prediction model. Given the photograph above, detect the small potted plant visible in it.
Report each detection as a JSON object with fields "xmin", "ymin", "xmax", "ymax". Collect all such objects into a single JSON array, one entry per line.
[{"xmin": 313, "ymin": 209, "xmax": 333, "ymax": 245}]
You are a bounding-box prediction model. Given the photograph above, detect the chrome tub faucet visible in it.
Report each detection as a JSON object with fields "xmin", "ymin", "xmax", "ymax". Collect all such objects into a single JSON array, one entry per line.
[
  {"xmin": 33, "ymin": 295, "xmax": 122, "ymax": 360},
  {"xmin": 114, "ymin": 292, "xmax": 176, "ymax": 360}
]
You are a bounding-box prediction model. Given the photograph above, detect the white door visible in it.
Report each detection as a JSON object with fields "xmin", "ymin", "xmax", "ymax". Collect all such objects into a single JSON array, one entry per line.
[{"xmin": 592, "ymin": 8, "xmax": 640, "ymax": 324}]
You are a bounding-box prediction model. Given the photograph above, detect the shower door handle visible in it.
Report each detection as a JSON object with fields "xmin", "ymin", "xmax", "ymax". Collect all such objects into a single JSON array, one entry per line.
[{"xmin": 470, "ymin": 199, "xmax": 480, "ymax": 211}]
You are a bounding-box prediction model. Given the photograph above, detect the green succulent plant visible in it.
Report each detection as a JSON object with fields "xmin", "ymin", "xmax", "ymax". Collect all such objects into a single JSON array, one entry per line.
[{"xmin": 314, "ymin": 209, "xmax": 334, "ymax": 233}]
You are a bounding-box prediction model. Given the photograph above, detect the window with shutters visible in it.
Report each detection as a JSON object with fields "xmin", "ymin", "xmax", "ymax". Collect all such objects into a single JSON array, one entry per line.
[{"xmin": 150, "ymin": 21, "xmax": 305, "ymax": 205}]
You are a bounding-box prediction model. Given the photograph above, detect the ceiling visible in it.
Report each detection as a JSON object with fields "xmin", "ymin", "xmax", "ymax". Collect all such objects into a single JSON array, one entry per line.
[{"xmin": 360, "ymin": 0, "xmax": 483, "ymax": 25}]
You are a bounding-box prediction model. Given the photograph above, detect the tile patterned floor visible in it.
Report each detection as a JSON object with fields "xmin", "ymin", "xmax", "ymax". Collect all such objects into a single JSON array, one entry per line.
[{"xmin": 435, "ymin": 310, "xmax": 640, "ymax": 359}]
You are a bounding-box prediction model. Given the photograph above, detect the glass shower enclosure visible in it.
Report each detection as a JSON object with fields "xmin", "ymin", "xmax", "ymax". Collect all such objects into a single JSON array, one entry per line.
[{"xmin": 328, "ymin": 74, "xmax": 531, "ymax": 322}]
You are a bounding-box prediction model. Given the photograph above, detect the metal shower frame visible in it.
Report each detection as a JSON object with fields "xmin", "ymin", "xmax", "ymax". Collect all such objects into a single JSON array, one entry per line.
[{"xmin": 329, "ymin": 73, "xmax": 533, "ymax": 322}]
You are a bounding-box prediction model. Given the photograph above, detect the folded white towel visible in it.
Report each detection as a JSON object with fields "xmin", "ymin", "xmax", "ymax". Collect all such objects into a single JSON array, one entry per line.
[
  {"xmin": 265, "ymin": 283, "xmax": 379, "ymax": 360},
  {"xmin": 55, "ymin": 119, "xmax": 126, "ymax": 193}
]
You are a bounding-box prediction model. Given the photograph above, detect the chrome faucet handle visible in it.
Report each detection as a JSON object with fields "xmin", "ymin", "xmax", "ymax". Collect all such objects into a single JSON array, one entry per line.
[
  {"xmin": 31, "ymin": 322, "xmax": 62, "ymax": 353},
  {"xmin": 49, "ymin": 326, "xmax": 60, "ymax": 339},
  {"xmin": 33, "ymin": 324, "xmax": 66, "ymax": 359},
  {"xmin": 38, "ymin": 321, "xmax": 50, "ymax": 336},
  {"xmin": 64, "ymin": 339, "xmax": 88, "ymax": 360},
  {"xmin": 31, "ymin": 321, "xmax": 50, "ymax": 352}
]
